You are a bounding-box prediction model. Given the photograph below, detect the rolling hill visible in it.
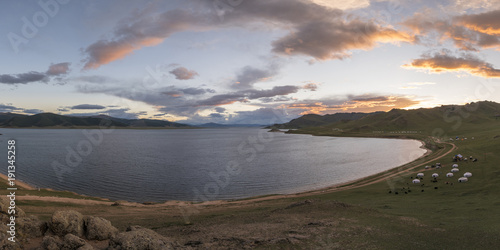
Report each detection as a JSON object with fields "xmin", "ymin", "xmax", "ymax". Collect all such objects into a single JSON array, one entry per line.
[
  {"xmin": 275, "ymin": 101, "xmax": 500, "ymax": 136},
  {"xmin": 0, "ymin": 113, "xmax": 191, "ymax": 128},
  {"xmin": 270, "ymin": 112, "xmax": 373, "ymax": 129}
]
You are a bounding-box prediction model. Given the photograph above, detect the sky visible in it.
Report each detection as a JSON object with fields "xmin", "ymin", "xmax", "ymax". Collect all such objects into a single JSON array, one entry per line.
[{"xmin": 1, "ymin": 0, "xmax": 500, "ymax": 124}]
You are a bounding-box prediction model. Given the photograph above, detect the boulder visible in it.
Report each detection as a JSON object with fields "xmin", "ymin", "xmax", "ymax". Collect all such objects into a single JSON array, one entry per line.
[
  {"xmin": 108, "ymin": 226, "xmax": 174, "ymax": 250},
  {"xmin": 50, "ymin": 210, "xmax": 84, "ymax": 237},
  {"xmin": 0, "ymin": 198, "xmax": 25, "ymax": 221},
  {"xmin": 17, "ymin": 215, "xmax": 47, "ymax": 239},
  {"xmin": 0, "ymin": 242, "xmax": 23, "ymax": 250},
  {"xmin": 0, "ymin": 223, "xmax": 22, "ymax": 250},
  {"xmin": 84, "ymin": 216, "xmax": 118, "ymax": 240},
  {"xmin": 63, "ymin": 234, "xmax": 94, "ymax": 250},
  {"xmin": 42, "ymin": 235, "xmax": 63, "ymax": 250}
]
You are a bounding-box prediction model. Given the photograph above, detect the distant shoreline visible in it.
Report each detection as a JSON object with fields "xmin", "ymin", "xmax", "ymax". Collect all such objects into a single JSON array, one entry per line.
[{"xmin": 0, "ymin": 126, "xmax": 201, "ymax": 130}]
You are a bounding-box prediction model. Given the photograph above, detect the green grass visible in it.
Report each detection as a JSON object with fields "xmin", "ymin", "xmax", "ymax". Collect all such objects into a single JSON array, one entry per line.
[{"xmin": 292, "ymin": 125, "xmax": 500, "ymax": 247}]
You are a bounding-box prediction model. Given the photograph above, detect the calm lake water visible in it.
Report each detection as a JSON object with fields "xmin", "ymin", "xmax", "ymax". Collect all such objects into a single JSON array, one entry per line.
[{"xmin": 0, "ymin": 128, "xmax": 426, "ymax": 202}]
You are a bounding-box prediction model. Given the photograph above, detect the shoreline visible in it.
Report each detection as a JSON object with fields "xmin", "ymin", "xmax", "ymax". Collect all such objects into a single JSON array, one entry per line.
[
  {"xmin": 0, "ymin": 173, "xmax": 35, "ymax": 190},
  {"xmin": 0, "ymin": 136, "xmax": 453, "ymax": 207}
]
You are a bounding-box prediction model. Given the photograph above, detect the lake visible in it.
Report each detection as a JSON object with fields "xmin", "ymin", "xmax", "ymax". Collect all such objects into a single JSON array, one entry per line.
[{"xmin": 0, "ymin": 128, "xmax": 426, "ymax": 202}]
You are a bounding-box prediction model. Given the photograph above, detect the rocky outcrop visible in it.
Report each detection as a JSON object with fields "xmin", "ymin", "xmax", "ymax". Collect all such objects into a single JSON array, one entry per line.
[
  {"xmin": 0, "ymin": 198, "xmax": 25, "ymax": 220},
  {"xmin": 17, "ymin": 215, "xmax": 47, "ymax": 239},
  {"xmin": 108, "ymin": 226, "xmax": 174, "ymax": 250},
  {"xmin": 0, "ymin": 208, "xmax": 176, "ymax": 249},
  {"xmin": 42, "ymin": 234, "xmax": 94, "ymax": 250},
  {"xmin": 0, "ymin": 198, "xmax": 25, "ymax": 249},
  {"xmin": 42, "ymin": 235, "xmax": 63, "ymax": 250},
  {"xmin": 84, "ymin": 216, "xmax": 118, "ymax": 240},
  {"xmin": 50, "ymin": 210, "xmax": 84, "ymax": 237},
  {"xmin": 63, "ymin": 234, "xmax": 94, "ymax": 250}
]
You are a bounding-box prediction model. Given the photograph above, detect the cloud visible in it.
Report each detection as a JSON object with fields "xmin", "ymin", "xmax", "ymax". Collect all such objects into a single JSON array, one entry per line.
[
  {"xmin": 286, "ymin": 94, "xmax": 420, "ymax": 114},
  {"xmin": 0, "ymin": 62, "xmax": 71, "ymax": 85},
  {"xmin": 179, "ymin": 107, "xmax": 295, "ymax": 125},
  {"xmin": 228, "ymin": 108, "xmax": 295, "ymax": 125},
  {"xmin": 22, "ymin": 109, "xmax": 44, "ymax": 114},
  {"xmin": 81, "ymin": 0, "xmax": 415, "ymax": 69},
  {"xmin": 73, "ymin": 75, "xmax": 118, "ymax": 84},
  {"xmin": 259, "ymin": 96, "xmax": 295, "ymax": 103},
  {"xmin": 403, "ymin": 9, "xmax": 500, "ymax": 51},
  {"xmin": 408, "ymin": 82, "xmax": 436, "ymax": 85},
  {"xmin": 231, "ymin": 64, "xmax": 280, "ymax": 89},
  {"xmin": 402, "ymin": 50, "xmax": 500, "ymax": 78},
  {"xmin": 46, "ymin": 62, "xmax": 71, "ymax": 76},
  {"xmin": 215, "ymin": 107, "xmax": 226, "ymax": 113},
  {"xmin": 76, "ymin": 76, "xmax": 300, "ymax": 118},
  {"xmin": 169, "ymin": 67, "xmax": 199, "ymax": 80},
  {"xmin": 309, "ymin": 0, "xmax": 370, "ymax": 10},
  {"xmin": 195, "ymin": 85, "xmax": 300, "ymax": 107},
  {"xmin": 451, "ymin": 0, "xmax": 500, "ymax": 12},
  {"xmin": 162, "ymin": 87, "xmax": 214, "ymax": 97},
  {"xmin": 71, "ymin": 104, "xmax": 107, "ymax": 110},
  {"xmin": 0, "ymin": 104, "xmax": 44, "ymax": 114},
  {"xmin": 0, "ymin": 72, "xmax": 47, "ymax": 84},
  {"xmin": 209, "ymin": 113, "xmax": 224, "ymax": 118},
  {"xmin": 0, "ymin": 104, "xmax": 20, "ymax": 112},
  {"xmin": 82, "ymin": 7, "xmax": 214, "ymax": 70},
  {"xmin": 106, "ymin": 108, "xmax": 146, "ymax": 119},
  {"xmin": 66, "ymin": 108, "xmax": 145, "ymax": 119},
  {"xmin": 399, "ymin": 82, "xmax": 436, "ymax": 89},
  {"xmin": 272, "ymin": 19, "xmax": 414, "ymax": 61},
  {"xmin": 456, "ymin": 10, "xmax": 500, "ymax": 36},
  {"xmin": 302, "ymin": 82, "xmax": 318, "ymax": 91}
]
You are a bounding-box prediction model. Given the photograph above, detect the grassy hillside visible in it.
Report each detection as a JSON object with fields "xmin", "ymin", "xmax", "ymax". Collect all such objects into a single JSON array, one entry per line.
[
  {"xmin": 2, "ymin": 113, "xmax": 128, "ymax": 127},
  {"xmin": 0, "ymin": 113, "xmax": 27, "ymax": 124},
  {"xmin": 288, "ymin": 101, "xmax": 500, "ymax": 137},
  {"xmin": 270, "ymin": 112, "xmax": 372, "ymax": 129}
]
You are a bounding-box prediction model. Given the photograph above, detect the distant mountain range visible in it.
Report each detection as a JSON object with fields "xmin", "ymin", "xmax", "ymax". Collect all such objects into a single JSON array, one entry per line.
[
  {"xmin": 0, "ymin": 113, "xmax": 270, "ymax": 129},
  {"xmin": 5, "ymin": 101, "xmax": 498, "ymax": 131},
  {"xmin": 269, "ymin": 112, "xmax": 376, "ymax": 129},
  {"xmin": 196, "ymin": 122, "xmax": 266, "ymax": 128},
  {"xmin": 0, "ymin": 113, "xmax": 191, "ymax": 128},
  {"xmin": 270, "ymin": 101, "xmax": 500, "ymax": 135}
]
